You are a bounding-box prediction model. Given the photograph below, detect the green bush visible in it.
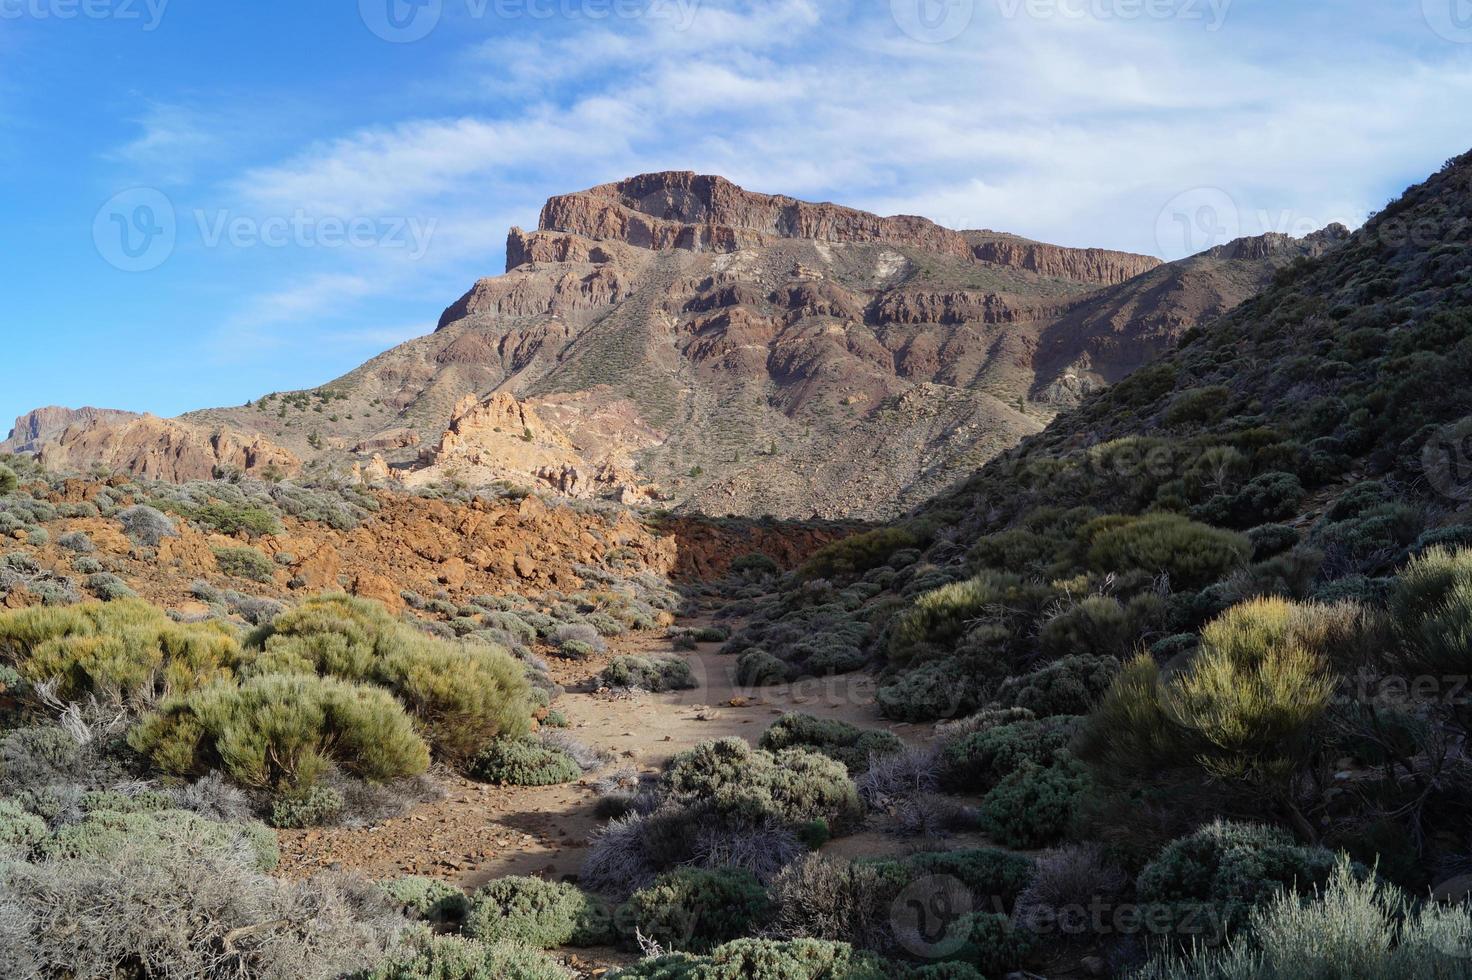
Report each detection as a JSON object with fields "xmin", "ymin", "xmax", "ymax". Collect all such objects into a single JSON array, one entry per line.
[
  {"xmin": 465, "ymin": 875, "xmax": 610, "ymax": 948},
  {"xmin": 888, "ymin": 571, "xmax": 1045, "ymax": 666},
  {"xmin": 978, "ymin": 756, "xmax": 1088, "ymax": 848},
  {"xmin": 941, "ymin": 718, "xmax": 1072, "ymax": 793},
  {"xmin": 1087, "ymin": 514, "xmax": 1251, "ymax": 591},
  {"xmin": 992, "ymin": 655, "xmax": 1121, "ymax": 717},
  {"xmin": 250, "ymin": 594, "xmax": 533, "ymax": 764},
  {"xmin": 40, "ymin": 807, "xmax": 279, "ymax": 871},
  {"xmin": 759, "ymin": 714, "xmax": 903, "ymax": 774},
  {"xmin": 469, "ymin": 737, "xmax": 580, "ymax": 786},
  {"xmin": 735, "ymin": 649, "xmax": 790, "ymax": 686},
  {"xmin": 601, "ymin": 655, "xmax": 698, "ymax": 692},
  {"xmin": 270, "ymin": 785, "xmax": 345, "ymax": 828},
  {"xmin": 663, "ymin": 738, "xmax": 862, "ymax": 832},
  {"xmin": 800, "ymin": 527, "xmax": 920, "ymax": 581},
  {"xmin": 0, "ymin": 798, "xmax": 47, "ymax": 856},
  {"xmin": 871, "ymin": 847, "xmax": 1036, "ymax": 910},
  {"xmin": 85, "ymin": 572, "xmax": 136, "ymax": 601},
  {"xmin": 130, "ymin": 672, "xmax": 430, "ymax": 791},
  {"xmin": 1038, "ymin": 595, "xmax": 1163, "ymax": 659},
  {"xmin": 189, "ymin": 502, "xmax": 282, "ymax": 538},
  {"xmin": 1135, "ymin": 820, "xmax": 1338, "ymax": 934},
  {"xmin": 1391, "ymin": 546, "xmax": 1472, "ymax": 679},
  {"xmin": 620, "ymin": 868, "xmax": 774, "ymax": 954},
  {"xmin": 365, "ymin": 932, "xmax": 571, "ymax": 980},
  {"xmin": 609, "ymin": 938, "xmax": 894, "ymax": 980},
  {"xmin": 0, "ymin": 464, "xmax": 17, "ymax": 495},
  {"xmin": 0, "ymin": 598, "xmax": 242, "ymax": 702},
  {"xmin": 212, "ymin": 545, "xmax": 276, "ymax": 583},
  {"xmin": 381, "ymin": 876, "xmax": 470, "ymax": 924},
  {"xmin": 875, "ymin": 659, "xmax": 980, "ymax": 722},
  {"xmin": 1132, "ymin": 859, "xmax": 1472, "ymax": 980},
  {"xmin": 1249, "ymin": 524, "xmax": 1301, "ymax": 561},
  {"xmin": 947, "ymin": 910, "xmax": 1036, "ymax": 977},
  {"xmin": 1076, "ymin": 599, "xmax": 1340, "ymax": 784}
]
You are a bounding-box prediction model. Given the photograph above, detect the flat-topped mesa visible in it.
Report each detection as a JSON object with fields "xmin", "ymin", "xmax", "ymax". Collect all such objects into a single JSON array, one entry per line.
[
  {"xmin": 520, "ymin": 171, "xmax": 1163, "ymax": 286},
  {"xmin": 535, "ymin": 171, "xmax": 975, "ymax": 260}
]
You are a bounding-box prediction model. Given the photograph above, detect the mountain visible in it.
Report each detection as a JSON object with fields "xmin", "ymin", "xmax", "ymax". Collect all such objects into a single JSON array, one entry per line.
[{"xmin": 17, "ymin": 173, "xmax": 1340, "ymax": 519}]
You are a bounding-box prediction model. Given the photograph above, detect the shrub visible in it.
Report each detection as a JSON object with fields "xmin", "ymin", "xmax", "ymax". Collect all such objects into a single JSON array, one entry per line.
[
  {"xmin": 57, "ymin": 531, "xmax": 95, "ymax": 554},
  {"xmin": 212, "ymin": 545, "xmax": 275, "ymax": 583},
  {"xmin": 876, "ymin": 659, "xmax": 980, "ymax": 723},
  {"xmin": 663, "ymin": 738, "xmax": 861, "ymax": 832},
  {"xmin": 1037, "ymin": 596, "xmax": 1143, "ymax": 659},
  {"xmin": 469, "ymin": 737, "xmax": 580, "ymax": 786},
  {"xmin": 1249, "ymin": 524, "xmax": 1301, "ymax": 561},
  {"xmin": 880, "ymin": 847, "xmax": 1037, "ymax": 910},
  {"xmin": 0, "ymin": 464, "xmax": 16, "ymax": 495},
  {"xmin": 554, "ymin": 623, "xmax": 607, "ymax": 654},
  {"xmin": 888, "ymin": 571, "xmax": 1029, "ymax": 666},
  {"xmin": 735, "ymin": 649, "xmax": 790, "ymax": 686},
  {"xmin": 85, "ymin": 572, "xmax": 136, "ymax": 601},
  {"xmin": 250, "ymin": 594, "xmax": 533, "ymax": 764},
  {"xmin": 130, "ymin": 672, "xmax": 430, "ymax": 791},
  {"xmin": 0, "ymin": 816, "xmax": 399, "ymax": 980},
  {"xmin": 609, "ymin": 938, "xmax": 894, "ymax": 980},
  {"xmin": 1078, "ymin": 599, "xmax": 1340, "ymax": 784},
  {"xmin": 1131, "ymin": 858, "xmax": 1472, "ymax": 980},
  {"xmin": 0, "ymin": 798, "xmax": 47, "ymax": 856},
  {"xmin": 731, "ymin": 553, "xmax": 780, "ymax": 579},
  {"xmin": 189, "ymin": 502, "xmax": 282, "ymax": 538},
  {"xmin": 769, "ymin": 854, "xmax": 900, "ymax": 951},
  {"xmin": 940, "ymin": 718, "xmax": 1072, "ymax": 793},
  {"xmin": 362, "ymin": 932, "xmax": 571, "ymax": 980},
  {"xmin": 1391, "ymin": 546, "xmax": 1472, "ymax": 679},
  {"xmin": 465, "ymin": 875, "xmax": 610, "ymax": 948},
  {"xmin": 1014, "ymin": 843, "xmax": 1128, "ymax": 935},
  {"xmin": 978, "ymin": 756, "xmax": 1088, "ymax": 849},
  {"xmin": 1135, "ymin": 820, "xmax": 1338, "ymax": 934},
  {"xmin": 117, "ymin": 505, "xmax": 177, "ymax": 546},
  {"xmin": 40, "ymin": 807, "xmax": 278, "ymax": 870},
  {"xmin": 270, "ymin": 785, "xmax": 345, "ymax": 828},
  {"xmin": 381, "ymin": 876, "xmax": 471, "ymax": 924},
  {"xmin": 759, "ymin": 714, "xmax": 903, "ymax": 774},
  {"xmin": 601, "ymin": 655, "xmax": 698, "ymax": 692},
  {"xmin": 1166, "ymin": 598, "xmax": 1338, "ymax": 781},
  {"xmin": 1087, "ymin": 515, "xmax": 1251, "ymax": 591},
  {"xmin": 620, "ymin": 868, "xmax": 774, "ymax": 954},
  {"xmin": 800, "ymin": 527, "xmax": 919, "ymax": 581},
  {"xmin": 0, "ymin": 598, "xmax": 242, "ymax": 702},
  {"xmin": 992, "ymin": 655, "xmax": 1121, "ymax": 717}
]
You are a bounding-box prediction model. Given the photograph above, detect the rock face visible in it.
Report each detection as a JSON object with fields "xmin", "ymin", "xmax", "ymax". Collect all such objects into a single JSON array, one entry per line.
[
  {"xmin": 2, "ymin": 406, "xmax": 140, "ymax": 454},
  {"xmin": 405, "ymin": 392, "xmax": 663, "ymax": 503},
  {"xmin": 33, "ymin": 415, "xmax": 300, "ymax": 482},
  {"xmin": 170, "ymin": 172, "xmax": 1345, "ymax": 519}
]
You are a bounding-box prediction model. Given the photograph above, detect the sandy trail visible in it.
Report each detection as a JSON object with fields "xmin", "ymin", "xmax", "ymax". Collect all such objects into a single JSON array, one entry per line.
[{"xmin": 273, "ymin": 620, "xmax": 926, "ymax": 886}]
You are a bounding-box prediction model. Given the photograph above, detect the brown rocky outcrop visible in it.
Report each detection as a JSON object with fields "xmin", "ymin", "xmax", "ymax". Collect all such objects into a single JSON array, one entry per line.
[
  {"xmin": 33, "ymin": 415, "xmax": 299, "ymax": 482},
  {"xmin": 967, "ymin": 235, "xmax": 1163, "ymax": 285},
  {"xmin": 2, "ymin": 406, "xmax": 140, "ymax": 454},
  {"xmin": 352, "ymin": 428, "xmax": 421, "ymax": 453}
]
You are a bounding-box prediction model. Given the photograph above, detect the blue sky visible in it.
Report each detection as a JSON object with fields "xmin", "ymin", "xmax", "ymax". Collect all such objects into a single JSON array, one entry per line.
[{"xmin": 2, "ymin": 0, "xmax": 1471, "ymax": 429}]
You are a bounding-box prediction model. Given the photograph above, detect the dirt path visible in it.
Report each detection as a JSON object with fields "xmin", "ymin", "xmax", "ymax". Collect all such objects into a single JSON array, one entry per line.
[{"xmin": 273, "ymin": 620, "xmax": 926, "ymax": 886}]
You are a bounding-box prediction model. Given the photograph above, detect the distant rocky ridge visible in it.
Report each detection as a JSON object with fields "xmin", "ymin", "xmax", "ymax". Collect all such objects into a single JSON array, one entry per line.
[
  {"xmin": 2, "ymin": 406, "xmax": 140, "ymax": 455},
  {"xmin": 31, "ymin": 414, "xmax": 299, "ymax": 483},
  {"xmin": 12, "ymin": 173, "xmax": 1349, "ymax": 519}
]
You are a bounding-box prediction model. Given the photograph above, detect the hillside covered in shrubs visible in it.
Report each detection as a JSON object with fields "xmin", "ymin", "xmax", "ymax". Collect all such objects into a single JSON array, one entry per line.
[{"xmin": 699, "ymin": 150, "xmax": 1472, "ymax": 975}]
